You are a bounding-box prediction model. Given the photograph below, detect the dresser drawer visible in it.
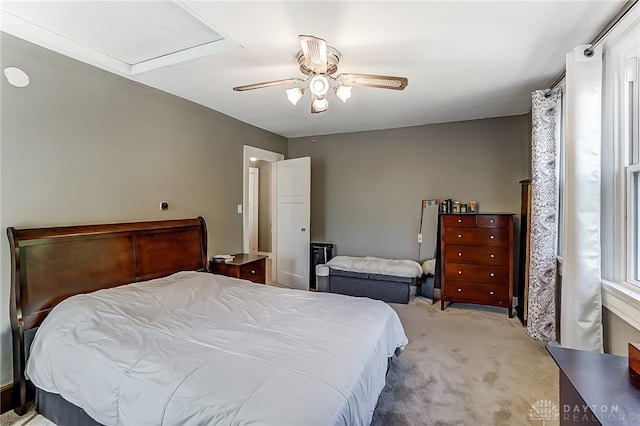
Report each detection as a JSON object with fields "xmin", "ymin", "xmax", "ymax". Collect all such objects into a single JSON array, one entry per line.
[
  {"xmin": 444, "ymin": 245, "xmax": 509, "ymax": 266},
  {"xmin": 443, "ymin": 281, "xmax": 509, "ymax": 305},
  {"xmin": 444, "ymin": 228, "xmax": 509, "ymax": 247},
  {"xmin": 239, "ymin": 261, "xmax": 265, "ymax": 283},
  {"xmin": 442, "ymin": 215, "xmax": 476, "ymax": 228},
  {"xmin": 444, "ymin": 263, "xmax": 509, "ymax": 284},
  {"xmin": 476, "ymin": 215, "xmax": 510, "ymax": 228}
]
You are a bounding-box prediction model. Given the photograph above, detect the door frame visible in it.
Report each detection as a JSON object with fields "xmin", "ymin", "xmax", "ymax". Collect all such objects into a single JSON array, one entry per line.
[
  {"xmin": 248, "ymin": 166, "xmax": 259, "ymax": 253},
  {"xmin": 243, "ymin": 145, "xmax": 284, "ymax": 282}
]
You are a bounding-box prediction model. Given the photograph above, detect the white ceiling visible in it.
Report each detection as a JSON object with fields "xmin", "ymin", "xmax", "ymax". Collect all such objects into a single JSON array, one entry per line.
[{"xmin": 0, "ymin": 1, "xmax": 627, "ymax": 138}]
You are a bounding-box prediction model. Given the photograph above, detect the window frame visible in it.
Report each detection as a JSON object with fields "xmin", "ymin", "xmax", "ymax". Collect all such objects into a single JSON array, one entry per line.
[
  {"xmin": 589, "ymin": 4, "xmax": 640, "ymax": 329},
  {"xmin": 601, "ymin": 13, "xmax": 640, "ymax": 289},
  {"xmin": 627, "ymin": 164, "xmax": 640, "ymax": 284},
  {"xmin": 623, "ymin": 55, "xmax": 639, "ymax": 286}
]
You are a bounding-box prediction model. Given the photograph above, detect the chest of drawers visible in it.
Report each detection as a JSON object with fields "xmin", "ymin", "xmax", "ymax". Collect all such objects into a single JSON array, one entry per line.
[{"xmin": 440, "ymin": 213, "xmax": 514, "ymax": 317}]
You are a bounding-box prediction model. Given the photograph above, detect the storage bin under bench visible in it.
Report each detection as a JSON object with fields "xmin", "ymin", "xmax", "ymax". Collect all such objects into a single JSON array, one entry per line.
[{"xmin": 325, "ymin": 256, "xmax": 423, "ymax": 304}]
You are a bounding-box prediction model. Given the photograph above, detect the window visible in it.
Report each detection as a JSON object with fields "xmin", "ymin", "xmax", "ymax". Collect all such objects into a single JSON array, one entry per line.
[
  {"xmin": 599, "ymin": 9, "xmax": 639, "ymax": 289},
  {"xmin": 599, "ymin": 5, "xmax": 640, "ymax": 330},
  {"xmin": 625, "ymin": 57, "xmax": 639, "ymax": 285}
]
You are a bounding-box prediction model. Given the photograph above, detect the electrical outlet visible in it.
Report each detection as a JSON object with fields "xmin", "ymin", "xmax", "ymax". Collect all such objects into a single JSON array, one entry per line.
[{"xmin": 418, "ymin": 234, "xmax": 422, "ymax": 243}]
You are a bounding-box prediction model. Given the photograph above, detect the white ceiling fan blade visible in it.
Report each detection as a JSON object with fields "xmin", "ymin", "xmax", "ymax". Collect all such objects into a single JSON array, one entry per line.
[
  {"xmin": 233, "ymin": 78, "xmax": 303, "ymax": 91},
  {"xmin": 299, "ymin": 35, "xmax": 327, "ymax": 74},
  {"xmin": 336, "ymin": 74, "xmax": 408, "ymax": 90}
]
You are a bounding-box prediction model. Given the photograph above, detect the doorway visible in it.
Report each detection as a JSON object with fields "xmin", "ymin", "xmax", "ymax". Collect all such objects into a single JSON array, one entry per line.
[
  {"xmin": 243, "ymin": 146, "xmax": 284, "ymax": 283},
  {"xmin": 247, "ymin": 166, "xmax": 259, "ymax": 254}
]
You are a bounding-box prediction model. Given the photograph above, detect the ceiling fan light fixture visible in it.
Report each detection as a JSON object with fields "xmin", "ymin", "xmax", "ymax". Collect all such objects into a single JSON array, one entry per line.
[
  {"xmin": 233, "ymin": 35, "xmax": 408, "ymax": 114},
  {"xmin": 309, "ymin": 75, "xmax": 329, "ymax": 96},
  {"xmin": 334, "ymin": 85, "xmax": 352, "ymax": 103},
  {"xmin": 286, "ymin": 87, "xmax": 304, "ymax": 105},
  {"xmin": 311, "ymin": 95, "xmax": 328, "ymax": 113}
]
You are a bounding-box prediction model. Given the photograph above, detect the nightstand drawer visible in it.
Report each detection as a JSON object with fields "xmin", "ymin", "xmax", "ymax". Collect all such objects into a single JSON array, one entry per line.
[
  {"xmin": 444, "ymin": 263, "xmax": 509, "ymax": 284},
  {"xmin": 444, "ymin": 228, "xmax": 509, "ymax": 247},
  {"xmin": 239, "ymin": 261, "xmax": 265, "ymax": 283},
  {"xmin": 444, "ymin": 245, "xmax": 509, "ymax": 266},
  {"xmin": 443, "ymin": 281, "xmax": 509, "ymax": 305}
]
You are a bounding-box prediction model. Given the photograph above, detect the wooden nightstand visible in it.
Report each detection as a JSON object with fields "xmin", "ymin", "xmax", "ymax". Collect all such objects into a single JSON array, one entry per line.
[{"xmin": 209, "ymin": 253, "xmax": 267, "ymax": 284}]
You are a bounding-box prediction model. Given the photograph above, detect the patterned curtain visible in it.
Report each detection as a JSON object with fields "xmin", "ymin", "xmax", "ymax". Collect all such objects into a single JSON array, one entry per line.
[{"xmin": 527, "ymin": 89, "xmax": 561, "ymax": 341}]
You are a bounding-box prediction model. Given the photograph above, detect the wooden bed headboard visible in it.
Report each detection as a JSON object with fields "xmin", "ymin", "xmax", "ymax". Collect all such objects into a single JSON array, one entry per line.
[{"xmin": 7, "ymin": 217, "xmax": 207, "ymax": 414}]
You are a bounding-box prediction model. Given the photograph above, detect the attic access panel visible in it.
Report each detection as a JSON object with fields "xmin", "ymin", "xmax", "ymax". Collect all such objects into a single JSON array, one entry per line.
[{"xmin": 1, "ymin": 1, "xmax": 229, "ymax": 74}]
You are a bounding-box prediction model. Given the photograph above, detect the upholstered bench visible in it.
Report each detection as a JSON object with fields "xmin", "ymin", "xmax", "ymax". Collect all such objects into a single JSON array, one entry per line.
[{"xmin": 324, "ymin": 256, "xmax": 423, "ymax": 304}]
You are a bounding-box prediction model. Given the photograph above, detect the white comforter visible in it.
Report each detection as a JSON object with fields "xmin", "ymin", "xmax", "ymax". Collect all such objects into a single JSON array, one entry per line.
[{"xmin": 26, "ymin": 271, "xmax": 408, "ymax": 426}]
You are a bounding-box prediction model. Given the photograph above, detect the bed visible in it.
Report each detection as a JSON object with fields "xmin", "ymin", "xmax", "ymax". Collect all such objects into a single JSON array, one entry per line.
[
  {"xmin": 8, "ymin": 217, "xmax": 408, "ymax": 425},
  {"xmin": 325, "ymin": 256, "xmax": 423, "ymax": 304}
]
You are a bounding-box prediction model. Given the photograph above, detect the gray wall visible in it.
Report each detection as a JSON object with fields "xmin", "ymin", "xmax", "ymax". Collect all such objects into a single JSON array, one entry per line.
[
  {"xmin": 0, "ymin": 33, "xmax": 287, "ymax": 386},
  {"xmin": 288, "ymin": 116, "xmax": 531, "ymax": 260},
  {"xmin": 603, "ymin": 308, "xmax": 640, "ymax": 356}
]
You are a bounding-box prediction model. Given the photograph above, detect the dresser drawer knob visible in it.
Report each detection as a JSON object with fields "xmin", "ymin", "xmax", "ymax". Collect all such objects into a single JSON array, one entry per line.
[
  {"xmin": 458, "ymin": 219, "xmax": 462, "ymax": 223},
  {"xmin": 458, "ymin": 234, "xmax": 462, "ymax": 238},
  {"xmin": 489, "ymin": 291, "xmax": 494, "ymax": 295},
  {"xmin": 490, "ymin": 219, "xmax": 495, "ymax": 223},
  {"xmin": 251, "ymin": 270, "xmax": 256, "ymax": 274},
  {"xmin": 490, "ymin": 273, "xmax": 495, "ymax": 277},
  {"xmin": 490, "ymin": 254, "xmax": 495, "ymax": 258},
  {"xmin": 490, "ymin": 235, "xmax": 495, "ymax": 239},
  {"xmin": 458, "ymin": 270, "xmax": 462, "ymax": 274},
  {"xmin": 458, "ymin": 252, "xmax": 462, "ymax": 257},
  {"xmin": 457, "ymin": 288, "xmax": 462, "ymax": 292}
]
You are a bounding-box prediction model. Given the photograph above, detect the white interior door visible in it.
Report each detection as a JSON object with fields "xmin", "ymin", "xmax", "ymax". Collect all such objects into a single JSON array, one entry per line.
[
  {"xmin": 248, "ymin": 167, "xmax": 259, "ymax": 254},
  {"xmin": 276, "ymin": 157, "xmax": 310, "ymax": 290}
]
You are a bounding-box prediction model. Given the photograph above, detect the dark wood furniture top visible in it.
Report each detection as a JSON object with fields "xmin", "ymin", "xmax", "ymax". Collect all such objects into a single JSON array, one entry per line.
[
  {"xmin": 7, "ymin": 217, "xmax": 208, "ymax": 415},
  {"xmin": 547, "ymin": 345, "xmax": 640, "ymax": 425},
  {"xmin": 440, "ymin": 213, "xmax": 514, "ymax": 317},
  {"xmin": 210, "ymin": 253, "xmax": 267, "ymax": 284}
]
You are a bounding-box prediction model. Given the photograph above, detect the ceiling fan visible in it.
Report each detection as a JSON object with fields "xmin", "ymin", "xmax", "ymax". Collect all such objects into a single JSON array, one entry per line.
[{"xmin": 233, "ymin": 35, "xmax": 408, "ymax": 114}]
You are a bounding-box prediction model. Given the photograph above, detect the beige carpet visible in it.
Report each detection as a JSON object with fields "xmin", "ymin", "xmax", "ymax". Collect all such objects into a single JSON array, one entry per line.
[
  {"xmin": 371, "ymin": 297, "xmax": 559, "ymax": 425},
  {"xmin": 1, "ymin": 297, "xmax": 559, "ymax": 426}
]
